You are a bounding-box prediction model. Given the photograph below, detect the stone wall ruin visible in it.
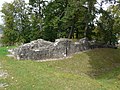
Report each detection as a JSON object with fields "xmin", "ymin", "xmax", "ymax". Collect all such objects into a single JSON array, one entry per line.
[{"xmin": 8, "ymin": 38, "xmax": 91, "ymax": 60}]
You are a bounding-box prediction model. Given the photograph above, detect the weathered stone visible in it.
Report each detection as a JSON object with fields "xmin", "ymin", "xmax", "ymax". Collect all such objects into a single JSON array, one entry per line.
[
  {"xmin": 79, "ymin": 37, "xmax": 90, "ymax": 50},
  {"xmin": 0, "ymin": 70, "xmax": 8, "ymax": 79},
  {"xmin": 8, "ymin": 38, "xmax": 91, "ymax": 60},
  {"xmin": 0, "ymin": 83, "xmax": 8, "ymax": 88}
]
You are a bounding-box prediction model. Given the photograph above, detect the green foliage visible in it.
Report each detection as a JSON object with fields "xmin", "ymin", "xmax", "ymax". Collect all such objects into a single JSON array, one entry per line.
[
  {"xmin": 94, "ymin": 3, "xmax": 120, "ymax": 46},
  {"xmin": 1, "ymin": 2, "xmax": 17, "ymax": 45},
  {"xmin": 0, "ymin": 0, "xmax": 120, "ymax": 45}
]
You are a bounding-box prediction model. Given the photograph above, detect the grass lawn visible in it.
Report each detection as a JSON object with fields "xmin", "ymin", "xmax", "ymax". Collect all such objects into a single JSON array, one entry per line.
[{"xmin": 0, "ymin": 46, "xmax": 120, "ymax": 90}]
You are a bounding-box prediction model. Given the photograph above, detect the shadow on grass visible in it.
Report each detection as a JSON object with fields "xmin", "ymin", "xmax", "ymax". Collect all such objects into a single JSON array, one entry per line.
[{"xmin": 85, "ymin": 48, "xmax": 120, "ymax": 79}]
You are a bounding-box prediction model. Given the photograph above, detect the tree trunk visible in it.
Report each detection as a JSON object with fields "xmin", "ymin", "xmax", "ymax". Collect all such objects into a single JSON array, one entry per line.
[
  {"xmin": 76, "ymin": 28, "xmax": 79, "ymax": 39},
  {"xmin": 68, "ymin": 26, "xmax": 74, "ymax": 39}
]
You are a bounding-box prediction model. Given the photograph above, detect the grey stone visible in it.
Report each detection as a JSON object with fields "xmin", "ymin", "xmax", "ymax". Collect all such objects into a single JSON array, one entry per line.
[
  {"xmin": 8, "ymin": 38, "xmax": 91, "ymax": 60},
  {"xmin": 0, "ymin": 83, "xmax": 8, "ymax": 88},
  {"xmin": 0, "ymin": 71, "xmax": 8, "ymax": 78}
]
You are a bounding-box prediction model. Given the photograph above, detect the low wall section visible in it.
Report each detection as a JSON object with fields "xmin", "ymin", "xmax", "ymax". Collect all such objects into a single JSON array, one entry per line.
[{"xmin": 8, "ymin": 38, "xmax": 91, "ymax": 60}]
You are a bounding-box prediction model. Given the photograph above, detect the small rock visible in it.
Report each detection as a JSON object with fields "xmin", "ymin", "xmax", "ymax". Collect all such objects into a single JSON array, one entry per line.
[{"xmin": 0, "ymin": 83, "xmax": 8, "ymax": 88}]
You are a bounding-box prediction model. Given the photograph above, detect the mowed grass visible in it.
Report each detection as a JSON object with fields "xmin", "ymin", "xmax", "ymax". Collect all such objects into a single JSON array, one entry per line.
[{"xmin": 0, "ymin": 47, "xmax": 120, "ymax": 90}]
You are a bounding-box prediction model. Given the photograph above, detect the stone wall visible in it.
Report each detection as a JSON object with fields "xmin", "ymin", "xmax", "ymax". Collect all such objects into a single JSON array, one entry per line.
[{"xmin": 8, "ymin": 38, "xmax": 91, "ymax": 60}]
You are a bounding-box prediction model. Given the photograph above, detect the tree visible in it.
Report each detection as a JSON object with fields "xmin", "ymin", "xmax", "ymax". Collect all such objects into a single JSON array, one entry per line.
[
  {"xmin": 42, "ymin": 0, "xmax": 68, "ymax": 41},
  {"xmin": 12, "ymin": 0, "xmax": 31, "ymax": 43},
  {"xmin": 43, "ymin": 0, "xmax": 97, "ymax": 40},
  {"xmin": 1, "ymin": 0, "xmax": 120, "ymax": 46},
  {"xmin": 1, "ymin": 2, "xmax": 17, "ymax": 45},
  {"xmin": 28, "ymin": 0, "xmax": 47, "ymax": 41},
  {"xmin": 108, "ymin": 4, "xmax": 120, "ymax": 43},
  {"xmin": 95, "ymin": 5, "xmax": 119, "ymax": 46}
]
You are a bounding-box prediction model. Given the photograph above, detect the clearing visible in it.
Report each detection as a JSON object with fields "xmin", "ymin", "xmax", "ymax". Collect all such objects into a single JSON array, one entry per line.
[{"xmin": 0, "ymin": 47, "xmax": 120, "ymax": 90}]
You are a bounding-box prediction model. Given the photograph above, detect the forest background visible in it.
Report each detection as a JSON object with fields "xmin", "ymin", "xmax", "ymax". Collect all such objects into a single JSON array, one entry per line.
[{"xmin": 0, "ymin": 0, "xmax": 120, "ymax": 46}]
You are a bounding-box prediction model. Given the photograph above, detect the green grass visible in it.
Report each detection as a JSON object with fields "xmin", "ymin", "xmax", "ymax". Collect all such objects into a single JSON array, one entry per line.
[{"xmin": 0, "ymin": 47, "xmax": 120, "ymax": 90}]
